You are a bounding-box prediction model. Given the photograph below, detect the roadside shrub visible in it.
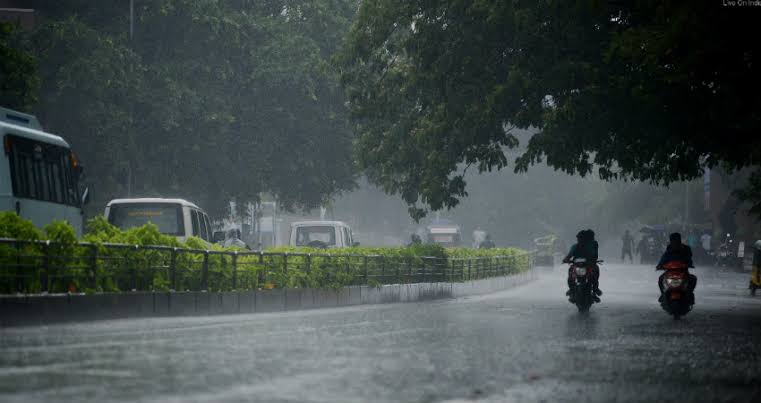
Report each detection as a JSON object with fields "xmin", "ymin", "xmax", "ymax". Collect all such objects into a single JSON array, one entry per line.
[{"xmin": 0, "ymin": 213, "xmax": 533, "ymax": 293}]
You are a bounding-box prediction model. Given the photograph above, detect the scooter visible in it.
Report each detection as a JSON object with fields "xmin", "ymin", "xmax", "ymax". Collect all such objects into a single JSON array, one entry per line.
[
  {"xmin": 657, "ymin": 261, "xmax": 694, "ymax": 319},
  {"xmin": 716, "ymin": 233, "xmax": 739, "ymax": 268},
  {"xmin": 568, "ymin": 258, "xmax": 603, "ymax": 313}
]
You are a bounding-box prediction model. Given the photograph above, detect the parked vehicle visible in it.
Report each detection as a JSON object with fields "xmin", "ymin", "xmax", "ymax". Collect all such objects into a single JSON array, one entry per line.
[
  {"xmin": 657, "ymin": 260, "xmax": 695, "ymax": 319},
  {"xmin": 289, "ymin": 220, "xmax": 358, "ymax": 248},
  {"xmin": 425, "ymin": 219, "xmax": 461, "ymax": 247},
  {"xmin": 567, "ymin": 257, "xmax": 602, "ymax": 313},
  {"xmin": 105, "ymin": 198, "xmax": 212, "ymax": 243},
  {"xmin": 0, "ymin": 107, "xmax": 89, "ymax": 235}
]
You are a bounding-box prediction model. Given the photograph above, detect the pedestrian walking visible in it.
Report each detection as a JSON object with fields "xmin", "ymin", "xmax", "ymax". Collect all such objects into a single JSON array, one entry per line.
[{"xmin": 621, "ymin": 229, "xmax": 634, "ymax": 263}]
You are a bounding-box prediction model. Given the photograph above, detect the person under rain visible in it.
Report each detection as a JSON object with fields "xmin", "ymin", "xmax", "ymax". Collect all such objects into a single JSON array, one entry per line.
[
  {"xmin": 563, "ymin": 229, "xmax": 602, "ymax": 303},
  {"xmin": 223, "ymin": 229, "xmax": 248, "ymax": 249},
  {"xmin": 621, "ymin": 229, "xmax": 634, "ymax": 264},
  {"xmin": 408, "ymin": 233, "xmax": 422, "ymax": 246},
  {"xmin": 656, "ymin": 232, "xmax": 697, "ymax": 304},
  {"xmin": 750, "ymin": 240, "xmax": 761, "ymax": 295}
]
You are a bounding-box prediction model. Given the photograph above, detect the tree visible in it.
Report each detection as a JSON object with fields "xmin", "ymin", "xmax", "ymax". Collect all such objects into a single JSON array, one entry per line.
[
  {"xmin": 22, "ymin": 0, "xmax": 357, "ymax": 217},
  {"xmin": 338, "ymin": 0, "xmax": 761, "ymax": 219},
  {"xmin": 0, "ymin": 22, "xmax": 38, "ymax": 111}
]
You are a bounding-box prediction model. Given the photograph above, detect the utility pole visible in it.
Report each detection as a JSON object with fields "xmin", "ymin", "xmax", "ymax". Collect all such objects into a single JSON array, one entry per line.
[{"xmin": 127, "ymin": 0, "xmax": 134, "ymax": 197}]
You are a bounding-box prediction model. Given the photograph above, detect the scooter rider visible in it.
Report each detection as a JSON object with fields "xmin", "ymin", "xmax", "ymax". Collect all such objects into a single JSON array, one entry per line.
[
  {"xmin": 656, "ymin": 232, "xmax": 697, "ymax": 303},
  {"xmin": 563, "ymin": 229, "xmax": 602, "ymax": 302}
]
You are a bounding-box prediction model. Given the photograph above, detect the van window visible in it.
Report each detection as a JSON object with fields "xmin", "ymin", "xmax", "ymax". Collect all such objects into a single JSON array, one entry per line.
[
  {"xmin": 342, "ymin": 227, "xmax": 350, "ymax": 246},
  {"xmin": 191, "ymin": 210, "xmax": 200, "ymax": 237},
  {"xmin": 199, "ymin": 213, "xmax": 209, "ymax": 241},
  {"xmin": 108, "ymin": 203, "xmax": 184, "ymax": 235},
  {"xmin": 203, "ymin": 214, "xmax": 213, "ymax": 242},
  {"xmin": 295, "ymin": 226, "xmax": 336, "ymax": 247}
]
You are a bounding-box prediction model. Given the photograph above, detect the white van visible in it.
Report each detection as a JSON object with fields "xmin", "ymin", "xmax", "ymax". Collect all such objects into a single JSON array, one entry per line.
[
  {"xmin": 289, "ymin": 220, "xmax": 358, "ymax": 248},
  {"xmin": 104, "ymin": 198, "xmax": 212, "ymax": 243}
]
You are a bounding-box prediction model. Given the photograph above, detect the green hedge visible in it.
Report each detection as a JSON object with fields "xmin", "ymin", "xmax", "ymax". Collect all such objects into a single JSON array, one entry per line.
[{"xmin": 0, "ymin": 213, "xmax": 532, "ymax": 293}]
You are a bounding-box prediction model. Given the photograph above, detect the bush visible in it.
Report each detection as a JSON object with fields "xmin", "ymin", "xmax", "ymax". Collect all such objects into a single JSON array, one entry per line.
[{"xmin": 0, "ymin": 213, "xmax": 532, "ymax": 293}]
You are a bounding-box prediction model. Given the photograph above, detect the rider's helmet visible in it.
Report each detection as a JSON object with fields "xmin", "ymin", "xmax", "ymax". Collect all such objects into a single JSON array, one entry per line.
[
  {"xmin": 754, "ymin": 240, "xmax": 761, "ymax": 250},
  {"xmin": 586, "ymin": 229, "xmax": 595, "ymax": 241},
  {"xmin": 576, "ymin": 230, "xmax": 585, "ymax": 240},
  {"xmin": 669, "ymin": 232, "xmax": 682, "ymax": 243}
]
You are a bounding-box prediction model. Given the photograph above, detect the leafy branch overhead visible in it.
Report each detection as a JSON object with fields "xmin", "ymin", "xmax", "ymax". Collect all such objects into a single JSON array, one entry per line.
[{"xmin": 338, "ymin": 0, "xmax": 761, "ymax": 218}]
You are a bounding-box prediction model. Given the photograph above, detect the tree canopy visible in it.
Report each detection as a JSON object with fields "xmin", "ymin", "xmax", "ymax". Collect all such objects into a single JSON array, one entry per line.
[
  {"xmin": 14, "ymin": 0, "xmax": 357, "ymax": 216},
  {"xmin": 338, "ymin": 0, "xmax": 761, "ymax": 219},
  {"xmin": 0, "ymin": 22, "xmax": 37, "ymax": 111}
]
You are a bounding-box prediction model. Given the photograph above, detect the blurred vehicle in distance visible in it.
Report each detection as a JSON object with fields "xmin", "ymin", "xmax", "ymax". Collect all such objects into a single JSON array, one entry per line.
[{"xmin": 289, "ymin": 220, "xmax": 358, "ymax": 248}]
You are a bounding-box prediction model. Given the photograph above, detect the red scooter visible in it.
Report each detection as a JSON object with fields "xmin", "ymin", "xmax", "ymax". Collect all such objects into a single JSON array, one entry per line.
[{"xmin": 657, "ymin": 261, "xmax": 694, "ymax": 319}]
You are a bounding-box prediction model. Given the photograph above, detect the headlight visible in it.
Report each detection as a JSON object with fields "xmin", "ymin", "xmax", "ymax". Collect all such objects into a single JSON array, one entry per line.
[
  {"xmin": 575, "ymin": 267, "xmax": 587, "ymax": 276},
  {"xmin": 666, "ymin": 278, "xmax": 683, "ymax": 288}
]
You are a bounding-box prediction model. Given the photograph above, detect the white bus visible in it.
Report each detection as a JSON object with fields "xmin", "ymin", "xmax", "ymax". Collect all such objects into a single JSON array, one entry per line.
[{"xmin": 0, "ymin": 107, "xmax": 88, "ymax": 236}]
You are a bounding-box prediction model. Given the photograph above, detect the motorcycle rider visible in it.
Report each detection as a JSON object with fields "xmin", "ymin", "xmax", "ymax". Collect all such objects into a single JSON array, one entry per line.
[
  {"xmin": 563, "ymin": 229, "xmax": 602, "ymax": 302},
  {"xmin": 656, "ymin": 232, "xmax": 697, "ymax": 303}
]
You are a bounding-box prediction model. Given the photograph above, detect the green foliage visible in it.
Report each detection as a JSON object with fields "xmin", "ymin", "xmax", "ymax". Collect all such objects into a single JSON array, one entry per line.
[
  {"xmin": 0, "ymin": 214, "xmax": 532, "ymax": 294},
  {"xmin": 44, "ymin": 220, "xmax": 77, "ymax": 245},
  {"xmin": 20, "ymin": 1, "xmax": 357, "ymax": 217},
  {"xmin": 339, "ymin": 0, "xmax": 761, "ymax": 219},
  {"xmin": 0, "ymin": 22, "xmax": 38, "ymax": 111},
  {"xmin": 0, "ymin": 212, "xmax": 43, "ymax": 240}
]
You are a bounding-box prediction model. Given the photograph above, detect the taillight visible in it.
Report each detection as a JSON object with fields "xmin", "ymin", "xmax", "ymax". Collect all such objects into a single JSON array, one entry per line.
[
  {"xmin": 70, "ymin": 151, "xmax": 78, "ymax": 168},
  {"xmin": 3, "ymin": 136, "xmax": 10, "ymax": 154}
]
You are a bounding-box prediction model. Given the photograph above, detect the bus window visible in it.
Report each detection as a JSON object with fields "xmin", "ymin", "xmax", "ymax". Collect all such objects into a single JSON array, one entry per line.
[
  {"xmin": 7, "ymin": 135, "xmax": 79, "ymax": 206},
  {"xmin": 191, "ymin": 210, "xmax": 201, "ymax": 237}
]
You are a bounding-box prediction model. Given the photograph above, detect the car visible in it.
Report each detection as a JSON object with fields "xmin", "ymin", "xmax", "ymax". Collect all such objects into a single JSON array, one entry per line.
[
  {"xmin": 104, "ymin": 198, "xmax": 213, "ymax": 243},
  {"xmin": 289, "ymin": 220, "xmax": 358, "ymax": 248},
  {"xmin": 426, "ymin": 219, "xmax": 461, "ymax": 247}
]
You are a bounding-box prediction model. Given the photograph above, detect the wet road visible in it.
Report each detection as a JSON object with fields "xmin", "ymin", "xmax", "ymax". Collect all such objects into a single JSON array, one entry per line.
[{"xmin": 1, "ymin": 263, "xmax": 760, "ymax": 403}]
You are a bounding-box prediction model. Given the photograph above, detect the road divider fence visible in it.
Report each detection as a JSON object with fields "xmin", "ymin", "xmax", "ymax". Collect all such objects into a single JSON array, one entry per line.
[{"xmin": 0, "ymin": 238, "xmax": 534, "ymax": 295}]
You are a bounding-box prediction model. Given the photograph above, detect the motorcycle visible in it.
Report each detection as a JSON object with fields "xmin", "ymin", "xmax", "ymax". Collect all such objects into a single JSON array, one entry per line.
[
  {"xmin": 657, "ymin": 261, "xmax": 694, "ymax": 319},
  {"xmin": 716, "ymin": 233, "xmax": 739, "ymax": 268},
  {"xmin": 567, "ymin": 257, "xmax": 602, "ymax": 313}
]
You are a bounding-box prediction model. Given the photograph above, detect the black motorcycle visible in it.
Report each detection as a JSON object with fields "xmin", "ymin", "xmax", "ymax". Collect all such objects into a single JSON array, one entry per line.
[
  {"xmin": 716, "ymin": 233, "xmax": 739, "ymax": 268},
  {"xmin": 568, "ymin": 258, "xmax": 602, "ymax": 313}
]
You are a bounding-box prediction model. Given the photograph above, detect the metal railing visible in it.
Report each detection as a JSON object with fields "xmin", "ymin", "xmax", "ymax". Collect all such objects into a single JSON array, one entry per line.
[{"xmin": 0, "ymin": 238, "xmax": 534, "ymax": 294}]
